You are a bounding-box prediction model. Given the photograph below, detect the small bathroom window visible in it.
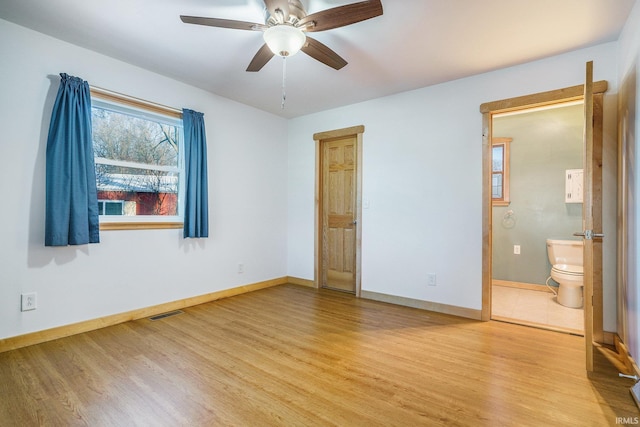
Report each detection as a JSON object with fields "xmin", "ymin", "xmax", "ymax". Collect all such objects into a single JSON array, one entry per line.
[{"xmin": 492, "ymin": 137, "xmax": 512, "ymax": 206}]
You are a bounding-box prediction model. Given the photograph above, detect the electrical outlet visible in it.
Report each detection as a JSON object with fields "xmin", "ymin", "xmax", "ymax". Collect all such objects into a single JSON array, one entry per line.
[
  {"xmin": 238, "ymin": 263, "xmax": 244, "ymax": 274},
  {"xmin": 427, "ymin": 273, "xmax": 437, "ymax": 286},
  {"xmin": 514, "ymin": 245, "xmax": 521, "ymax": 255},
  {"xmin": 21, "ymin": 292, "xmax": 37, "ymax": 311}
]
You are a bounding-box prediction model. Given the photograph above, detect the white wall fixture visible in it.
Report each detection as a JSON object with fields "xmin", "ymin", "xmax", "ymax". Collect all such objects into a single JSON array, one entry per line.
[
  {"xmin": 565, "ymin": 169, "xmax": 584, "ymax": 203},
  {"xmin": 21, "ymin": 293, "xmax": 37, "ymax": 312}
]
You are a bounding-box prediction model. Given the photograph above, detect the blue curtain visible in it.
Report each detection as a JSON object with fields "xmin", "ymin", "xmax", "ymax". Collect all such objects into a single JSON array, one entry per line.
[
  {"xmin": 182, "ymin": 109, "xmax": 209, "ymax": 238},
  {"xmin": 45, "ymin": 73, "xmax": 99, "ymax": 246}
]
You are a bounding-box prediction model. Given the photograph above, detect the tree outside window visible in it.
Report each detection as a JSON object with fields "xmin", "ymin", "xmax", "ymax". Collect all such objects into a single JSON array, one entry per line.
[{"xmin": 91, "ymin": 99, "xmax": 184, "ymax": 221}]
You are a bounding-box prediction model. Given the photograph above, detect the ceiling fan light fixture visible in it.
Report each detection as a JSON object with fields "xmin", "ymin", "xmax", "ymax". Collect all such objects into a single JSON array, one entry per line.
[{"xmin": 263, "ymin": 25, "xmax": 306, "ymax": 57}]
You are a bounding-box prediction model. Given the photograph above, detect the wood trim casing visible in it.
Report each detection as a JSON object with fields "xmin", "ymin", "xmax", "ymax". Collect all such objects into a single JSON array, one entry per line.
[
  {"xmin": 90, "ymin": 86, "xmax": 183, "ymax": 119},
  {"xmin": 480, "ymin": 81, "xmax": 608, "ymax": 113},
  {"xmin": 0, "ymin": 277, "xmax": 288, "ymax": 353},
  {"xmin": 481, "ymin": 109, "xmax": 493, "ymax": 321},
  {"xmin": 100, "ymin": 222, "xmax": 183, "ymax": 231},
  {"xmin": 313, "ymin": 125, "xmax": 365, "ymax": 141}
]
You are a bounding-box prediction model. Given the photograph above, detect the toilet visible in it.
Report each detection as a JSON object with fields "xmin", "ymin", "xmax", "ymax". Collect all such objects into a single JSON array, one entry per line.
[{"xmin": 546, "ymin": 239, "xmax": 584, "ymax": 308}]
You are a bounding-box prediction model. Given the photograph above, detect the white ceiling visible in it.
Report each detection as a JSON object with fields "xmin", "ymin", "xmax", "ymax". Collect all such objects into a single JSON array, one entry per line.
[{"xmin": 0, "ymin": 0, "xmax": 636, "ymax": 118}]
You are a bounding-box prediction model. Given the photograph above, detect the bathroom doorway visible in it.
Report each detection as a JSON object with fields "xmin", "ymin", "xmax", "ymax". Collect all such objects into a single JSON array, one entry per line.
[
  {"xmin": 489, "ymin": 101, "xmax": 585, "ymax": 334},
  {"xmin": 479, "ymin": 75, "xmax": 608, "ymax": 370}
]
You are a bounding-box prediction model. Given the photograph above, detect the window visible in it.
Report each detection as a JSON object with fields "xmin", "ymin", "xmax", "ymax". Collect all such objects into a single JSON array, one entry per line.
[
  {"xmin": 98, "ymin": 200, "xmax": 124, "ymax": 216},
  {"xmin": 492, "ymin": 137, "xmax": 511, "ymax": 206},
  {"xmin": 90, "ymin": 90, "xmax": 184, "ymax": 229}
]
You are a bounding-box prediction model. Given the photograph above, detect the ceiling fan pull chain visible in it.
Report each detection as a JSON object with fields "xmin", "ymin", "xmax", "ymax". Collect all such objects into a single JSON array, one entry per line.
[{"xmin": 281, "ymin": 56, "xmax": 287, "ymax": 110}]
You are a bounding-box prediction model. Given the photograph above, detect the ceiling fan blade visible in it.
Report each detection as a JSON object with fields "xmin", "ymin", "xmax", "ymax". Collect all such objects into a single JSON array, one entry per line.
[
  {"xmin": 298, "ymin": 0, "xmax": 383, "ymax": 32},
  {"xmin": 180, "ymin": 15, "xmax": 266, "ymax": 31},
  {"xmin": 264, "ymin": 0, "xmax": 290, "ymax": 23},
  {"xmin": 246, "ymin": 44, "xmax": 276, "ymax": 72},
  {"xmin": 301, "ymin": 36, "xmax": 348, "ymax": 70}
]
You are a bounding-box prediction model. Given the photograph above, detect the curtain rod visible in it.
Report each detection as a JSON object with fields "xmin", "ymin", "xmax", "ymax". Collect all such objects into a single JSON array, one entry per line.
[{"xmin": 89, "ymin": 85, "xmax": 183, "ymax": 117}]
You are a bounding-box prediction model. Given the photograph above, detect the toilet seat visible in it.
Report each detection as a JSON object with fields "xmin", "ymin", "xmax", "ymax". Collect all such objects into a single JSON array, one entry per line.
[
  {"xmin": 552, "ymin": 264, "xmax": 583, "ymax": 276},
  {"xmin": 551, "ymin": 264, "xmax": 583, "ymax": 287}
]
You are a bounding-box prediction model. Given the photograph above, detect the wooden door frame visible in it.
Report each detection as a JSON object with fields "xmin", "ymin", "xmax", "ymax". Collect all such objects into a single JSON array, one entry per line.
[
  {"xmin": 479, "ymin": 82, "xmax": 607, "ymax": 341},
  {"xmin": 314, "ymin": 125, "xmax": 364, "ymax": 296}
]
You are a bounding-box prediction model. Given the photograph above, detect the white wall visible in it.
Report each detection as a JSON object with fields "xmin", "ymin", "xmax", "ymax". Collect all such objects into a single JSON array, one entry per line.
[
  {"xmin": 2, "ymin": 11, "xmax": 634, "ymax": 343},
  {"xmin": 0, "ymin": 19, "xmax": 289, "ymax": 340},
  {"xmin": 618, "ymin": 0, "xmax": 640, "ymax": 361},
  {"xmin": 287, "ymin": 43, "xmax": 620, "ymax": 329}
]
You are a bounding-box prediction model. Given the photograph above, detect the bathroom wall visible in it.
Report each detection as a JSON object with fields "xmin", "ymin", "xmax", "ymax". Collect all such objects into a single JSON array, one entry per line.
[{"xmin": 492, "ymin": 104, "xmax": 584, "ymax": 286}]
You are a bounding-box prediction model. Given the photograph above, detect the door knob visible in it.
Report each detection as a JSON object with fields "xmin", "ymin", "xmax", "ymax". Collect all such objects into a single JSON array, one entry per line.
[{"xmin": 573, "ymin": 230, "xmax": 604, "ymax": 240}]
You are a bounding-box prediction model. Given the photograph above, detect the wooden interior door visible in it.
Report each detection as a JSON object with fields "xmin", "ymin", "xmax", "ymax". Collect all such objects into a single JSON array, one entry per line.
[
  {"xmin": 321, "ymin": 136, "xmax": 357, "ymax": 293},
  {"xmin": 577, "ymin": 61, "xmax": 604, "ymax": 374}
]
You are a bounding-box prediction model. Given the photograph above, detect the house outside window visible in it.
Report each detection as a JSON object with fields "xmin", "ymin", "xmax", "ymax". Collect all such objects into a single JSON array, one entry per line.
[
  {"xmin": 90, "ymin": 92, "xmax": 185, "ymax": 229},
  {"xmin": 98, "ymin": 200, "xmax": 124, "ymax": 216}
]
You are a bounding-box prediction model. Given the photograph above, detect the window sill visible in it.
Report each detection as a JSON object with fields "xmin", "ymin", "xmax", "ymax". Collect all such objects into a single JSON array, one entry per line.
[
  {"xmin": 492, "ymin": 201, "xmax": 511, "ymax": 207},
  {"xmin": 100, "ymin": 222, "xmax": 183, "ymax": 231}
]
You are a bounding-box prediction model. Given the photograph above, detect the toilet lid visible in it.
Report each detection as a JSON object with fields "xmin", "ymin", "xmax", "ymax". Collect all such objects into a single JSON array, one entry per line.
[{"xmin": 552, "ymin": 264, "xmax": 583, "ymax": 275}]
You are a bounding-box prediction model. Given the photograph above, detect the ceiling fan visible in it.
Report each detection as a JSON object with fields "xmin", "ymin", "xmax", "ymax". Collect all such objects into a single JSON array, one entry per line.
[{"xmin": 180, "ymin": 0, "xmax": 383, "ymax": 72}]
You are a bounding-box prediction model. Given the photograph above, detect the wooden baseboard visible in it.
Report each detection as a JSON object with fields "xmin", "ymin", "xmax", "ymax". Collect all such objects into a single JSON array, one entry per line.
[
  {"xmin": 615, "ymin": 336, "xmax": 640, "ymax": 378},
  {"xmin": 603, "ymin": 331, "xmax": 616, "ymax": 346},
  {"xmin": 493, "ymin": 279, "xmax": 554, "ymax": 293},
  {"xmin": 0, "ymin": 277, "xmax": 288, "ymax": 354},
  {"xmin": 593, "ymin": 333, "xmax": 640, "ymax": 377},
  {"xmin": 286, "ymin": 276, "xmax": 316, "ymax": 288},
  {"xmin": 288, "ymin": 280, "xmax": 481, "ymax": 320},
  {"xmin": 361, "ymin": 290, "xmax": 482, "ymax": 320}
]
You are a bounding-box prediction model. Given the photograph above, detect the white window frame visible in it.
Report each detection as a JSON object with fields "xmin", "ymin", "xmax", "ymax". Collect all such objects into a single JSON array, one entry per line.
[
  {"xmin": 91, "ymin": 92, "xmax": 185, "ymax": 230},
  {"xmin": 98, "ymin": 199, "xmax": 124, "ymax": 216}
]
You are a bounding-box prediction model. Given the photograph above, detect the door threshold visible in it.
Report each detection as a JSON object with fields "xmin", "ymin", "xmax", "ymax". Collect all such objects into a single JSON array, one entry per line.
[{"xmin": 322, "ymin": 286, "xmax": 356, "ymax": 295}]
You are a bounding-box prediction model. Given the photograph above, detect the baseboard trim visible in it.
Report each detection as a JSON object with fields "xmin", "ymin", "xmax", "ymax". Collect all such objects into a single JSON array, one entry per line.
[
  {"xmin": 603, "ymin": 331, "xmax": 616, "ymax": 346},
  {"xmin": 493, "ymin": 279, "xmax": 553, "ymax": 293},
  {"xmin": 593, "ymin": 333, "xmax": 640, "ymax": 378},
  {"xmin": 361, "ymin": 290, "xmax": 482, "ymax": 320},
  {"xmin": 0, "ymin": 277, "xmax": 287, "ymax": 354},
  {"xmin": 286, "ymin": 276, "xmax": 316, "ymax": 288}
]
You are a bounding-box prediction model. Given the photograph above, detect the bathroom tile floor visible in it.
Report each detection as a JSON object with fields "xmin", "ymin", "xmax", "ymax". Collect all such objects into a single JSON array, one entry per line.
[{"xmin": 491, "ymin": 285, "xmax": 584, "ymax": 334}]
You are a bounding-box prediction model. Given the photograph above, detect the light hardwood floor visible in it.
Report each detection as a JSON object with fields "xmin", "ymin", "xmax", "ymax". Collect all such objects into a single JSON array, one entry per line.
[{"xmin": 0, "ymin": 284, "xmax": 637, "ymax": 426}]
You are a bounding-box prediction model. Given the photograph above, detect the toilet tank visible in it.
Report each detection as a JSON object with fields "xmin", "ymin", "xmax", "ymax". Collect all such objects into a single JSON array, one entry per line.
[{"xmin": 546, "ymin": 239, "xmax": 583, "ymax": 266}]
